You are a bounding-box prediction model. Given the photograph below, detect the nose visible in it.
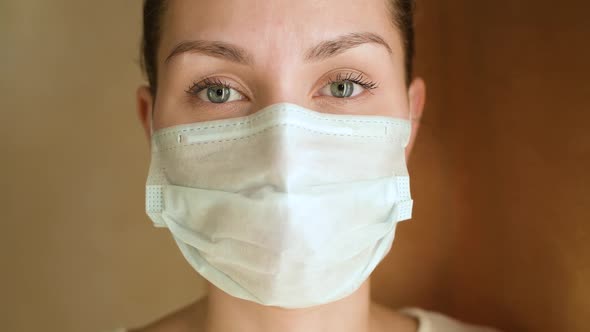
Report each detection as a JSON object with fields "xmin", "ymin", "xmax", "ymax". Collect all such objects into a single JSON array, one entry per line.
[{"xmin": 248, "ymin": 70, "xmax": 312, "ymax": 115}]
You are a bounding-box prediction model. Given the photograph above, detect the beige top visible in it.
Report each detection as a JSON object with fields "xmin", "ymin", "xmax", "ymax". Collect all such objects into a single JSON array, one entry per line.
[
  {"xmin": 399, "ymin": 307, "xmax": 502, "ymax": 332},
  {"xmin": 105, "ymin": 306, "xmax": 502, "ymax": 332}
]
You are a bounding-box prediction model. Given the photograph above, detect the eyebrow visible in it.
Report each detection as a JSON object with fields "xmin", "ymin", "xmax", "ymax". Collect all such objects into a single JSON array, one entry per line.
[
  {"xmin": 304, "ymin": 32, "xmax": 393, "ymax": 62},
  {"xmin": 164, "ymin": 32, "xmax": 392, "ymax": 66}
]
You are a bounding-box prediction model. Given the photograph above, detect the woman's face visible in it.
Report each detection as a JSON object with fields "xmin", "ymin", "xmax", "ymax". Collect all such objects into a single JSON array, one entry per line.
[{"xmin": 139, "ymin": 0, "xmax": 423, "ymax": 135}]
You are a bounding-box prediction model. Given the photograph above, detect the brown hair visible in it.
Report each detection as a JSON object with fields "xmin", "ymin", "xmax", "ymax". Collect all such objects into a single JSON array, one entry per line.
[{"xmin": 140, "ymin": 0, "xmax": 415, "ymax": 96}]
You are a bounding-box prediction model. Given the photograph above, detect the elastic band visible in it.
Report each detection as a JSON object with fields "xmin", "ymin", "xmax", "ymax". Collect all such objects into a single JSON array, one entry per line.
[{"xmin": 149, "ymin": 107, "xmax": 155, "ymax": 136}]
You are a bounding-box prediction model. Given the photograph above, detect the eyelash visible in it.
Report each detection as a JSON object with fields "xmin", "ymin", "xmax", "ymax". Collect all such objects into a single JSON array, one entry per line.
[
  {"xmin": 185, "ymin": 77, "xmax": 235, "ymax": 96},
  {"xmin": 326, "ymin": 72, "xmax": 379, "ymax": 93},
  {"xmin": 185, "ymin": 72, "xmax": 379, "ymax": 98}
]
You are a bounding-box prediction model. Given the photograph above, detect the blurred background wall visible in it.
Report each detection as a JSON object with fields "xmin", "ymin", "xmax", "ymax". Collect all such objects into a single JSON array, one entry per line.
[
  {"xmin": 0, "ymin": 1, "xmax": 588, "ymax": 331},
  {"xmin": 373, "ymin": 2, "xmax": 590, "ymax": 332}
]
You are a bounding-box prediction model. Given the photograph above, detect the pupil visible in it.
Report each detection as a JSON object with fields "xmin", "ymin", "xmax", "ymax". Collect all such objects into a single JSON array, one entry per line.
[
  {"xmin": 331, "ymin": 81, "xmax": 352, "ymax": 98},
  {"xmin": 208, "ymin": 86, "xmax": 229, "ymax": 103}
]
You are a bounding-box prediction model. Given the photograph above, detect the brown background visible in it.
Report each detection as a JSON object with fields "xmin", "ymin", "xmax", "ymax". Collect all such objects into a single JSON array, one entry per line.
[{"xmin": 1, "ymin": 1, "xmax": 588, "ymax": 331}]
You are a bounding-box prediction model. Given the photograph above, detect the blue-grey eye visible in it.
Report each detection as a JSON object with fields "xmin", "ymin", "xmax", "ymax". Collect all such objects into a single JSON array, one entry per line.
[
  {"xmin": 330, "ymin": 81, "xmax": 354, "ymax": 98},
  {"xmin": 207, "ymin": 86, "xmax": 230, "ymax": 103},
  {"xmin": 196, "ymin": 84, "xmax": 244, "ymax": 103}
]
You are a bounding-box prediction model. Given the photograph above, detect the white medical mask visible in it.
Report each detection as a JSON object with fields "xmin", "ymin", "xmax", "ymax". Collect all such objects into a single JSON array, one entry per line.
[{"xmin": 145, "ymin": 102, "xmax": 413, "ymax": 308}]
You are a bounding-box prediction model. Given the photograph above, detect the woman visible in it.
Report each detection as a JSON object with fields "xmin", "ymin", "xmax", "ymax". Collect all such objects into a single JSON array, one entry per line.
[{"xmin": 110, "ymin": 0, "xmax": 503, "ymax": 331}]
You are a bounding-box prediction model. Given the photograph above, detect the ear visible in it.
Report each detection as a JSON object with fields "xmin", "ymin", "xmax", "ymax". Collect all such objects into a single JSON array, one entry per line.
[
  {"xmin": 136, "ymin": 85, "xmax": 154, "ymax": 144},
  {"xmin": 405, "ymin": 77, "xmax": 426, "ymax": 160}
]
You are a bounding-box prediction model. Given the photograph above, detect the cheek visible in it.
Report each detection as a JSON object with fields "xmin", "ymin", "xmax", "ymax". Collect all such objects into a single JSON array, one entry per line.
[
  {"xmin": 151, "ymin": 61, "xmax": 212, "ymax": 130},
  {"xmin": 383, "ymin": 54, "xmax": 412, "ymax": 118},
  {"xmin": 367, "ymin": 60, "xmax": 410, "ymax": 119},
  {"xmin": 383, "ymin": 74, "xmax": 410, "ymax": 119},
  {"xmin": 151, "ymin": 79, "xmax": 183, "ymax": 131},
  {"xmin": 375, "ymin": 91, "xmax": 409, "ymax": 118}
]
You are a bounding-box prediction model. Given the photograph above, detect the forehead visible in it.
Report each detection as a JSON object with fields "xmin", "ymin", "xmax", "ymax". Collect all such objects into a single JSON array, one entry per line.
[{"xmin": 159, "ymin": 0, "xmax": 402, "ymax": 64}]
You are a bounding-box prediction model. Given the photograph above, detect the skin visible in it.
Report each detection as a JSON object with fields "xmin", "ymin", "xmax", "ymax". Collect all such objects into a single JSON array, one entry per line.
[{"xmin": 135, "ymin": 0, "xmax": 426, "ymax": 330}]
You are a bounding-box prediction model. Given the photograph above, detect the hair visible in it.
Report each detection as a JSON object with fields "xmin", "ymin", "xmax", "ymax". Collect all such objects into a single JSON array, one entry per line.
[{"xmin": 140, "ymin": 0, "xmax": 415, "ymax": 97}]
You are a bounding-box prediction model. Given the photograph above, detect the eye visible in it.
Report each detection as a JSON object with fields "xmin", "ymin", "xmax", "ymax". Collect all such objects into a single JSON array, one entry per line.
[
  {"xmin": 198, "ymin": 85, "xmax": 244, "ymax": 103},
  {"xmin": 186, "ymin": 77, "xmax": 245, "ymax": 104},
  {"xmin": 321, "ymin": 81, "xmax": 359, "ymax": 98},
  {"xmin": 318, "ymin": 72, "xmax": 379, "ymax": 99}
]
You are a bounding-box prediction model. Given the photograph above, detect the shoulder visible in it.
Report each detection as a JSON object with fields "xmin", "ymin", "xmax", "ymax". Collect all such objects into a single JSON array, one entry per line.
[
  {"xmin": 130, "ymin": 298, "xmax": 207, "ymax": 332},
  {"xmin": 398, "ymin": 307, "xmax": 503, "ymax": 332}
]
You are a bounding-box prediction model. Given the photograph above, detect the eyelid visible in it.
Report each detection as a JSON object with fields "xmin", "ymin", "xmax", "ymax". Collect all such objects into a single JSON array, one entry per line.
[{"xmin": 186, "ymin": 76, "xmax": 248, "ymax": 98}]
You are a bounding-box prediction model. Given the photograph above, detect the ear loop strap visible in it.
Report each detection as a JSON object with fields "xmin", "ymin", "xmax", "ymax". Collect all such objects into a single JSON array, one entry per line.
[
  {"xmin": 149, "ymin": 106, "xmax": 155, "ymax": 137},
  {"xmin": 403, "ymin": 106, "xmax": 414, "ymax": 149},
  {"xmin": 148, "ymin": 104, "xmax": 158, "ymax": 152}
]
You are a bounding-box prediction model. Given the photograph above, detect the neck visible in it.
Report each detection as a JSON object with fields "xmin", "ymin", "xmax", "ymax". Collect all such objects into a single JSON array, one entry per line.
[{"xmin": 203, "ymin": 279, "xmax": 375, "ymax": 332}]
